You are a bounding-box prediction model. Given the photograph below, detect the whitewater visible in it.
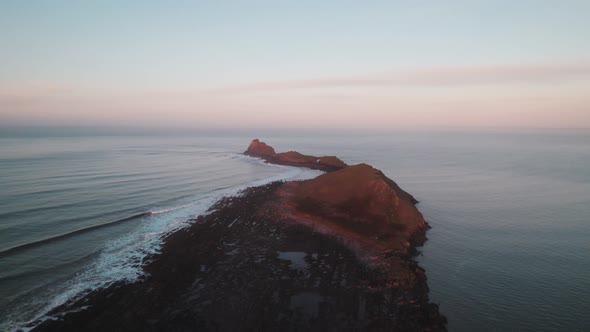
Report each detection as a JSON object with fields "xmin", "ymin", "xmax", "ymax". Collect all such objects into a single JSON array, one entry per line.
[{"xmin": 0, "ymin": 135, "xmax": 321, "ymax": 330}]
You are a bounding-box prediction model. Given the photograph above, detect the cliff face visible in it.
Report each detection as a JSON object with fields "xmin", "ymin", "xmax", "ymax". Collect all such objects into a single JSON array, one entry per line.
[
  {"xmin": 289, "ymin": 163, "xmax": 427, "ymax": 256},
  {"xmin": 244, "ymin": 139, "xmax": 347, "ymax": 172}
]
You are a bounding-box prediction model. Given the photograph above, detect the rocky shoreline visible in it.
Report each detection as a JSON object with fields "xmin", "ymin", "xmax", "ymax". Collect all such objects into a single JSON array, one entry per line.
[{"xmin": 29, "ymin": 140, "xmax": 446, "ymax": 332}]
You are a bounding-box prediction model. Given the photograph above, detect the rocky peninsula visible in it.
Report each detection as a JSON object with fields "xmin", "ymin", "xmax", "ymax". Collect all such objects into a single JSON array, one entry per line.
[
  {"xmin": 245, "ymin": 139, "xmax": 348, "ymax": 172},
  {"xmin": 31, "ymin": 139, "xmax": 446, "ymax": 332}
]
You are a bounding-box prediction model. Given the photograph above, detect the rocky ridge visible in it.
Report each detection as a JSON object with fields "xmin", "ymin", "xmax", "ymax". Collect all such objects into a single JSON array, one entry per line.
[
  {"xmin": 245, "ymin": 139, "xmax": 348, "ymax": 172},
  {"xmin": 31, "ymin": 139, "xmax": 446, "ymax": 332}
]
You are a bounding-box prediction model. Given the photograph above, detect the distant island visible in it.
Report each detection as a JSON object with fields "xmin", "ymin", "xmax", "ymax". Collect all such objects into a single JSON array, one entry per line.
[
  {"xmin": 32, "ymin": 139, "xmax": 446, "ymax": 332},
  {"xmin": 245, "ymin": 138, "xmax": 348, "ymax": 172}
]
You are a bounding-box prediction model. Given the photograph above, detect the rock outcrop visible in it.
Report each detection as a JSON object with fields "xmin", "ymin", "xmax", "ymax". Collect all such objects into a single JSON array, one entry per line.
[
  {"xmin": 245, "ymin": 140, "xmax": 426, "ymax": 257},
  {"xmin": 244, "ymin": 138, "xmax": 276, "ymax": 157},
  {"xmin": 244, "ymin": 139, "xmax": 347, "ymax": 172},
  {"xmin": 288, "ymin": 163, "xmax": 427, "ymax": 257}
]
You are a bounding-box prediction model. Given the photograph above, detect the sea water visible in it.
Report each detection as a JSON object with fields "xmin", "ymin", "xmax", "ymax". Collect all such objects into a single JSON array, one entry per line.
[{"xmin": 0, "ymin": 128, "xmax": 588, "ymax": 331}]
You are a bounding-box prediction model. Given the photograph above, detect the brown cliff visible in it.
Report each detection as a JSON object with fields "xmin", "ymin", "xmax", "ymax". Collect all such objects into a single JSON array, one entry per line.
[{"xmin": 288, "ymin": 163, "xmax": 427, "ymax": 257}]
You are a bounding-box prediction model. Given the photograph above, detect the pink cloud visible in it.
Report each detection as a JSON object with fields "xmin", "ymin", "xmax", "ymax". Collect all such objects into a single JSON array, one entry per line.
[
  {"xmin": 213, "ymin": 61, "xmax": 590, "ymax": 93},
  {"xmin": 2, "ymin": 61, "xmax": 589, "ymax": 128}
]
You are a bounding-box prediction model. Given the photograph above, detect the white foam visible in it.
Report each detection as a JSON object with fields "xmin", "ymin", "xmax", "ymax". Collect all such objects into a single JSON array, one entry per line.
[
  {"xmin": 13, "ymin": 161, "xmax": 322, "ymax": 331},
  {"xmin": 229, "ymin": 152, "xmax": 287, "ymax": 169}
]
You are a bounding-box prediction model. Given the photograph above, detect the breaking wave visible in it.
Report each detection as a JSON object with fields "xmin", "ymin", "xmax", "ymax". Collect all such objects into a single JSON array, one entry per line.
[{"xmin": 4, "ymin": 161, "xmax": 322, "ymax": 331}]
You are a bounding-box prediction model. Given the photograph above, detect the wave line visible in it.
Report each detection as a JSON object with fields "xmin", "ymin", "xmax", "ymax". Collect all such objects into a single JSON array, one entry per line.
[{"xmin": 0, "ymin": 212, "xmax": 151, "ymax": 258}]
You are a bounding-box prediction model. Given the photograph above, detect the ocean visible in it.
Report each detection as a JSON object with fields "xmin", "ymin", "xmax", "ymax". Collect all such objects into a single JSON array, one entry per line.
[{"xmin": 0, "ymin": 128, "xmax": 589, "ymax": 331}]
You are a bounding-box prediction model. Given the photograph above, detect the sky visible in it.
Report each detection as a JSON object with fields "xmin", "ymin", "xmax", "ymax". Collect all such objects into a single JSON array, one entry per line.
[{"xmin": 1, "ymin": 0, "xmax": 589, "ymax": 129}]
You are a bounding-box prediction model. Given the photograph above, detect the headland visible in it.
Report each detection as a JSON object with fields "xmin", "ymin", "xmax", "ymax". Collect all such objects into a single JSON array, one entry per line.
[{"xmin": 30, "ymin": 139, "xmax": 446, "ymax": 332}]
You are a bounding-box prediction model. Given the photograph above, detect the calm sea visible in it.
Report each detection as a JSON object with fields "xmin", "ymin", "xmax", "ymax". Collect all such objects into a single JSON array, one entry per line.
[{"xmin": 0, "ymin": 128, "xmax": 588, "ymax": 331}]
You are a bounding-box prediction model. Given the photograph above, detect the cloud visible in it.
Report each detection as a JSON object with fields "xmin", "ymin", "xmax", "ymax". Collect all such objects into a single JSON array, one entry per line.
[
  {"xmin": 213, "ymin": 61, "xmax": 590, "ymax": 93},
  {"xmin": 2, "ymin": 61, "xmax": 590, "ymax": 128},
  {"xmin": 0, "ymin": 81, "xmax": 74, "ymax": 98}
]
